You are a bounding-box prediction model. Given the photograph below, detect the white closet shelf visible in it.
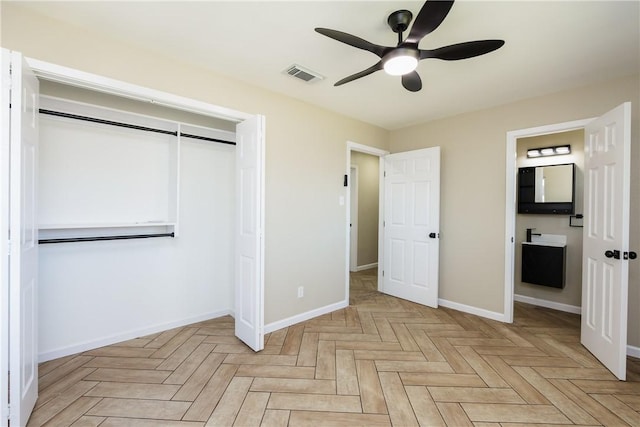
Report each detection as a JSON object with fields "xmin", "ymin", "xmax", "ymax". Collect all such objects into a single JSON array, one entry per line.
[{"xmin": 38, "ymin": 222, "xmax": 176, "ymax": 230}]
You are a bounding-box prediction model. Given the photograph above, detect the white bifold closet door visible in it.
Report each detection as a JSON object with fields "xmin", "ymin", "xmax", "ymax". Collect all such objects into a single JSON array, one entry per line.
[
  {"xmin": 1, "ymin": 48, "xmax": 40, "ymax": 427},
  {"xmin": 235, "ymin": 114, "xmax": 266, "ymax": 352}
]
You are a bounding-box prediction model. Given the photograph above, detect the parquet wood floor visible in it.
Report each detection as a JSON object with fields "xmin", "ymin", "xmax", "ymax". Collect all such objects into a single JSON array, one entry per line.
[{"xmin": 28, "ymin": 268, "xmax": 640, "ymax": 426}]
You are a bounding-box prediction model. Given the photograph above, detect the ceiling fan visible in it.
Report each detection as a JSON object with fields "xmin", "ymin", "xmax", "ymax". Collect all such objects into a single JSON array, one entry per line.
[{"xmin": 315, "ymin": 0, "xmax": 505, "ymax": 92}]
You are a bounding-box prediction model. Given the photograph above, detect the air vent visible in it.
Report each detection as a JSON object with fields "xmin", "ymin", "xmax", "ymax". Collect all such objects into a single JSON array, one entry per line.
[{"xmin": 284, "ymin": 64, "xmax": 324, "ymax": 83}]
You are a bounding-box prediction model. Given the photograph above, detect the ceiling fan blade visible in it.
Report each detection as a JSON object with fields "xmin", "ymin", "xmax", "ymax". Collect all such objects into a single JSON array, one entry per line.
[
  {"xmin": 420, "ymin": 40, "xmax": 505, "ymax": 60},
  {"xmin": 315, "ymin": 28, "xmax": 390, "ymax": 57},
  {"xmin": 405, "ymin": 0, "xmax": 455, "ymax": 45},
  {"xmin": 401, "ymin": 72, "xmax": 422, "ymax": 92},
  {"xmin": 335, "ymin": 62, "xmax": 383, "ymax": 86}
]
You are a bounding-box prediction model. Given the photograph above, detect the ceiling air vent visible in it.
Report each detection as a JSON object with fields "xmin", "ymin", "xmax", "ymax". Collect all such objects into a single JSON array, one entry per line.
[{"xmin": 284, "ymin": 64, "xmax": 324, "ymax": 83}]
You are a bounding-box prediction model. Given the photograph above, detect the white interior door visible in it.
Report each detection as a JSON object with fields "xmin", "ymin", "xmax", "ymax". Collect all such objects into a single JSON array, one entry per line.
[
  {"xmin": 0, "ymin": 47, "xmax": 11, "ymax": 427},
  {"xmin": 349, "ymin": 166, "xmax": 358, "ymax": 272},
  {"xmin": 7, "ymin": 50, "xmax": 40, "ymax": 426},
  {"xmin": 581, "ymin": 102, "xmax": 631, "ymax": 380},
  {"xmin": 235, "ymin": 114, "xmax": 265, "ymax": 352},
  {"xmin": 382, "ymin": 147, "xmax": 440, "ymax": 307}
]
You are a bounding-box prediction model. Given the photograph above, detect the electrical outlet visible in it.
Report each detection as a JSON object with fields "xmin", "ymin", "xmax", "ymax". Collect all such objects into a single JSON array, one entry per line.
[{"xmin": 297, "ymin": 286, "xmax": 304, "ymax": 298}]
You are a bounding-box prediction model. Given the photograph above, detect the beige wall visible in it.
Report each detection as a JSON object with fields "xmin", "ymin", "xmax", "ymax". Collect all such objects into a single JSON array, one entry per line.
[
  {"xmin": 1, "ymin": 3, "xmax": 390, "ymax": 325},
  {"xmin": 514, "ymin": 130, "xmax": 584, "ymax": 308},
  {"xmin": 350, "ymin": 151, "xmax": 379, "ymax": 268},
  {"xmin": 390, "ymin": 74, "xmax": 640, "ymax": 348}
]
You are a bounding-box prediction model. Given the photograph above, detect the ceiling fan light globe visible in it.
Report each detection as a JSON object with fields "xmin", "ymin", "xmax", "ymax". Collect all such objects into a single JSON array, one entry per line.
[
  {"xmin": 383, "ymin": 48, "xmax": 419, "ymax": 76},
  {"xmin": 384, "ymin": 56, "xmax": 418, "ymax": 76}
]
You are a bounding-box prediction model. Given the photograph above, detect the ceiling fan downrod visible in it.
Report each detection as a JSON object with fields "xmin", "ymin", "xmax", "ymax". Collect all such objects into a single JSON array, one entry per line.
[{"xmin": 387, "ymin": 9, "xmax": 414, "ymax": 45}]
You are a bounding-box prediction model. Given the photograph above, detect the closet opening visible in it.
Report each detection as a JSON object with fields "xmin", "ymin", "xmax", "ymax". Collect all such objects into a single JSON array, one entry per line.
[{"xmin": 34, "ymin": 78, "xmax": 260, "ymax": 362}]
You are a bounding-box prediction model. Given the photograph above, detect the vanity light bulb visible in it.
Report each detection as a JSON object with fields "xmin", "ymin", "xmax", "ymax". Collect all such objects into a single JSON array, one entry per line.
[
  {"xmin": 540, "ymin": 148, "xmax": 555, "ymax": 156},
  {"xmin": 555, "ymin": 146, "xmax": 570, "ymax": 154},
  {"xmin": 527, "ymin": 149, "xmax": 541, "ymax": 157}
]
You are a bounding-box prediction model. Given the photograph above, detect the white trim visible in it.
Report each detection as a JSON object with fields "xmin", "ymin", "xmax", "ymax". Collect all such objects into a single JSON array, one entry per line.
[
  {"xmin": 349, "ymin": 165, "xmax": 359, "ymax": 272},
  {"xmin": 356, "ymin": 262, "xmax": 378, "ymax": 272},
  {"xmin": 38, "ymin": 309, "xmax": 232, "ymax": 363},
  {"xmin": 264, "ymin": 300, "xmax": 349, "ymax": 334},
  {"xmin": 504, "ymin": 136, "xmax": 516, "ymax": 323},
  {"xmin": 504, "ymin": 118, "xmax": 594, "ymax": 324},
  {"xmin": 345, "ymin": 141, "xmax": 389, "ymax": 311},
  {"xmin": 514, "ymin": 294, "xmax": 581, "ymax": 315},
  {"xmin": 628, "ymin": 344, "xmax": 640, "ymax": 359},
  {"xmin": 348, "ymin": 141, "xmax": 389, "ymax": 157},
  {"xmin": 438, "ymin": 298, "xmax": 506, "ymax": 322},
  {"xmin": 25, "ymin": 57, "xmax": 252, "ymax": 123}
]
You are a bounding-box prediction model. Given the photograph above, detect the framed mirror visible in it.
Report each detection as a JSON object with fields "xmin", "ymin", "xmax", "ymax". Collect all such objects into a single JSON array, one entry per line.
[{"xmin": 518, "ymin": 163, "xmax": 575, "ymax": 214}]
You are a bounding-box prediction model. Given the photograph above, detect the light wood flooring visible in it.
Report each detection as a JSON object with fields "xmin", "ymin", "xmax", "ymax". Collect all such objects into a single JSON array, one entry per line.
[{"xmin": 28, "ymin": 268, "xmax": 640, "ymax": 426}]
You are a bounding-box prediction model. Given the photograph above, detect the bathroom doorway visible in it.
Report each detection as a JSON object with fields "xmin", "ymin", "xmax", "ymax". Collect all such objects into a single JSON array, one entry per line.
[
  {"xmin": 504, "ymin": 103, "xmax": 633, "ymax": 380},
  {"xmin": 503, "ymin": 118, "xmax": 592, "ymax": 323},
  {"xmin": 513, "ymin": 129, "xmax": 585, "ymax": 315}
]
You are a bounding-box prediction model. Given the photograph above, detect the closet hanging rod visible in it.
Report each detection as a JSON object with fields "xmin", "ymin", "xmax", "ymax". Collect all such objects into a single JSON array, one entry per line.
[
  {"xmin": 39, "ymin": 109, "xmax": 177, "ymax": 136},
  {"xmin": 180, "ymin": 132, "xmax": 236, "ymax": 146},
  {"xmin": 38, "ymin": 109, "xmax": 236, "ymax": 145},
  {"xmin": 38, "ymin": 232, "xmax": 175, "ymax": 244}
]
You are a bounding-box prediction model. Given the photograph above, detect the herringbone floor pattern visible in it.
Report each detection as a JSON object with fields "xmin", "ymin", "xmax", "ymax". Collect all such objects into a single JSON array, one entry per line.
[{"xmin": 28, "ymin": 269, "xmax": 640, "ymax": 426}]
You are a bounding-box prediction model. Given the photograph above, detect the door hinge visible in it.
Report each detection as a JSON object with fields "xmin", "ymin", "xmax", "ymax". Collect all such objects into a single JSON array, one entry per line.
[
  {"xmin": 343, "ymin": 174, "xmax": 348, "ymax": 187},
  {"xmin": 382, "ymin": 270, "xmax": 384, "ymax": 277}
]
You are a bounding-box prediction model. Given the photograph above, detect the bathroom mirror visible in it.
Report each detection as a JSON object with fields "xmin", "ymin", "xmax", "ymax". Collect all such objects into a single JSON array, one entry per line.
[{"xmin": 518, "ymin": 163, "xmax": 575, "ymax": 214}]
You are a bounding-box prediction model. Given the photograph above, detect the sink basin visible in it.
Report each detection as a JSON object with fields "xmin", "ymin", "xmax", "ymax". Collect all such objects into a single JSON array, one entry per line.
[{"xmin": 523, "ymin": 233, "xmax": 567, "ymax": 247}]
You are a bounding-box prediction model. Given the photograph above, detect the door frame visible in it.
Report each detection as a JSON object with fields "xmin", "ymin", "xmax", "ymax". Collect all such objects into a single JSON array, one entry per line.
[
  {"xmin": 503, "ymin": 118, "xmax": 593, "ymax": 323},
  {"xmin": 21, "ymin": 58, "xmax": 265, "ymax": 347},
  {"xmin": 345, "ymin": 142, "xmax": 389, "ymax": 301},
  {"xmin": 349, "ymin": 165, "xmax": 358, "ymax": 272}
]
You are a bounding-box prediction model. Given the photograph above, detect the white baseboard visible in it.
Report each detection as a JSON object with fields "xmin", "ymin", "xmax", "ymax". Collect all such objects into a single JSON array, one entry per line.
[
  {"xmin": 38, "ymin": 309, "xmax": 232, "ymax": 363},
  {"xmin": 356, "ymin": 263, "xmax": 378, "ymax": 272},
  {"xmin": 264, "ymin": 299, "xmax": 349, "ymax": 334},
  {"xmin": 514, "ymin": 294, "xmax": 581, "ymax": 315},
  {"xmin": 628, "ymin": 344, "xmax": 640, "ymax": 359},
  {"xmin": 438, "ymin": 298, "xmax": 506, "ymax": 322}
]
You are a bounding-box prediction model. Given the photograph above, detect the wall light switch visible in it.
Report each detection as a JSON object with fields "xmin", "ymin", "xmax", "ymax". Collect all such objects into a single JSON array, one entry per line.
[{"xmin": 339, "ymin": 196, "xmax": 345, "ymax": 206}]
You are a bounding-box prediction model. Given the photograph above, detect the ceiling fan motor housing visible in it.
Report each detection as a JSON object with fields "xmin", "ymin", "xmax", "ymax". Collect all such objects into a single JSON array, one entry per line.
[{"xmin": 387, "ymin": 9, "xmax": 414, "ymax": 34}]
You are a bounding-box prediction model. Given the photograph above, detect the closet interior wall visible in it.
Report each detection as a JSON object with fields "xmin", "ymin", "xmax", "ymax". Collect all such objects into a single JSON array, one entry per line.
[{"xmin": 38, "ymin": 82, "xmax": 237, "ymax": 361}]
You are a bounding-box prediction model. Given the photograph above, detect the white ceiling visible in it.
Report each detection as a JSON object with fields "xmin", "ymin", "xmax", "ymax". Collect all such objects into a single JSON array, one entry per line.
[{"xmin": 14, "ymin": 1, "xmax": 640, "ymax": 130}]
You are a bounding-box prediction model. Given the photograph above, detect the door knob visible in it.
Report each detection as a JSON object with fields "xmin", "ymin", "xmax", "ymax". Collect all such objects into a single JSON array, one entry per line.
[
  {"xmin": 429, "ymin": 232, "xmax": 437, "ymax": 239},
  {"xmin": 605, "ymin": 250, "xmax": 620, "ymax": 259},
  {"xmin": 630, "ymin": 252, "xmax": 637, "ymax": 260}
]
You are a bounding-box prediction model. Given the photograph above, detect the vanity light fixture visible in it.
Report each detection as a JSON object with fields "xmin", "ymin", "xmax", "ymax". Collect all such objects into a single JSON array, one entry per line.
[{"xmin": 527, "ymin": 144, "xmax": 571, "ymax": 158}]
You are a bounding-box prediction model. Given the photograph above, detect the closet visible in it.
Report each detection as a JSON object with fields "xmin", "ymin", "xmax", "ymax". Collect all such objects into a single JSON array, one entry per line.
[
  {"xmin": 37, "ymin": 82, "xmax": 238, "ymax": 361},
  {"xmin": 3, "ymin": 51, "xmax": 264, "ymax": 425}
]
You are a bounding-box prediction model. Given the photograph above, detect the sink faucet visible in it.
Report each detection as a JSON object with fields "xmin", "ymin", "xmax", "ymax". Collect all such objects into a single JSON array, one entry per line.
[{"xmin": 526, "ymin": 228, "xmax": 542, "ymax": 242}]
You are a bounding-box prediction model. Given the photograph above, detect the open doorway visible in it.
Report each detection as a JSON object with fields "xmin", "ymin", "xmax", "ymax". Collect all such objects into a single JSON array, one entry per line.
[
  {"xmin": 512, "ymin": 129, "xmax": 585, "ymax": 315},
  {"xmin": 504, "ymin": 118, "xmax": 591, "ymax": 322},
  {"xmin": 345, "ymin": 142, "xmax": 388, "ymax": 304},
  {"xmin": 350, "ymin": 152, "xmax": 380, "ymax": 272},
  {"xmin": 506, "ymin": 104, "xmax": 633, "ymax": 381}
]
